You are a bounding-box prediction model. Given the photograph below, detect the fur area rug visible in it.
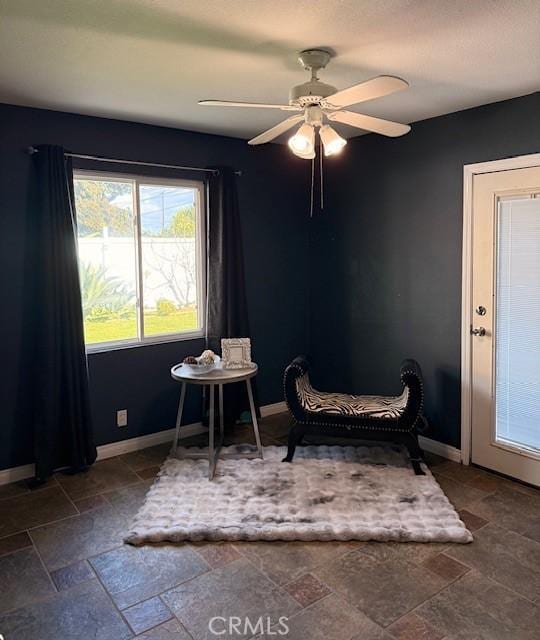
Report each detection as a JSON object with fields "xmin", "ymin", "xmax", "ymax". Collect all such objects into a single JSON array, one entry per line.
[{"xmin": 125, "ymin": 445, "xmax": 472, "ymax": 545}]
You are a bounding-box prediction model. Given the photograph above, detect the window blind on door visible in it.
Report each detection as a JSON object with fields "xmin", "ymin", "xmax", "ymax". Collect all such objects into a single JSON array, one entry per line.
[{"xmin": 495, "ymin": 197, "xmax": 540, "ymax": 452}]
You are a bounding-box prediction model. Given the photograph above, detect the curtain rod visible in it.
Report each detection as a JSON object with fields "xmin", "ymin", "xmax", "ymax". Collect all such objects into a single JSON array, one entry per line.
[{"xmin": 26, "ymin": 147, "xmax": 242, "ymax": 176}]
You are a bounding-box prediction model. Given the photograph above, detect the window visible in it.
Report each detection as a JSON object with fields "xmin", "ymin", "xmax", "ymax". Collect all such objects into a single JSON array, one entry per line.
[{"xmin": 73, "ymin": 171, "xmax": 206, "ymax": 350}]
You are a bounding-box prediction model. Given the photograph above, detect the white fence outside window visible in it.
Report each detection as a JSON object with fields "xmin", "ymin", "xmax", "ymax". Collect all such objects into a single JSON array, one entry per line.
[{"xmin": 78, "ymin": 236, "xmax": 197, "ymax": 309}]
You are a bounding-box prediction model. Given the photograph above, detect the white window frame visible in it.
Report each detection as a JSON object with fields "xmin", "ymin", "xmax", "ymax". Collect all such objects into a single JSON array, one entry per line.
[{"xmin": 74, "ymin": 170, "xmax": 206, "ymax": 352}]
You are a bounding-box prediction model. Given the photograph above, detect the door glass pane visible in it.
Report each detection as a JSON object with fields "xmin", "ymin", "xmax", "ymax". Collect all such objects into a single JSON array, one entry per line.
[
  {"xmin": 495, "ymin": 197, "xmax": 540, "ymax": 452},
  {"xmin": 74, "ymin": 178, "xmax": 138, "ymax": 345},
  {"xmin": 139, "ymin": 183, "xmax": 200, "ymax": 337}
]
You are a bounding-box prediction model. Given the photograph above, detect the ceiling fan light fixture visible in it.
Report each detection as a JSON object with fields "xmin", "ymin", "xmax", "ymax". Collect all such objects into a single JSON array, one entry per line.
[
  {"xmin": 288, "ymin": 123, "xmax": 315, "ymax": 157},
  {"xmin": 292, "ymin": 148, "xmax": 316, "ymax": 160},
  {"xmin": 319, "ymin": 125, "xmax": 347, "ymax": 156}
]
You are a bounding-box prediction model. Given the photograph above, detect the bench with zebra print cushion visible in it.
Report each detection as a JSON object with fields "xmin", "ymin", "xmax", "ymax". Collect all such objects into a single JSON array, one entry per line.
[{"xmin": 283, "ymin": 356, "xmax": 426, "ymax": 475}]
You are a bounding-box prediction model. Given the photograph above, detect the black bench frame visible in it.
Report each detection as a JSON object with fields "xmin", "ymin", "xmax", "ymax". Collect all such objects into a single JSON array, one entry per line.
[{"xmin": 283, "ymin": 356, "xmax": 426, "ymax": 475}]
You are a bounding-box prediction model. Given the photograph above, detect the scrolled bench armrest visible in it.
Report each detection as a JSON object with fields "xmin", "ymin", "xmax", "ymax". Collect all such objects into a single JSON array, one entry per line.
[
  {"xmin": 398, "ymin": 358, "xmax": 424, "ymax": 430},
  {"xmin": 400, "ymin": 358, "xmax": 423, "ymax": 384},
  {"xmin": 283, "ymin": 355, "xmax": 311, "ymax": 421}
]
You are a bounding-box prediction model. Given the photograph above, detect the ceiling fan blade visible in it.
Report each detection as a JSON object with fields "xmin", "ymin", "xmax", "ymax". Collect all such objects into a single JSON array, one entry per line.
[
  {"xmin": 199, "ymin": 100, "xmax": 299, "ymax": 111},
  {"xmin": 324, "ymin": 76, "xmax": 409, "ymax": 109},
  {"xmin": 328, "ymin": 110, "xmax": 410, "ymax": 137},
  {"xmin": 248, "ymin": 115, "xmax": 305, "ymax": 145}
]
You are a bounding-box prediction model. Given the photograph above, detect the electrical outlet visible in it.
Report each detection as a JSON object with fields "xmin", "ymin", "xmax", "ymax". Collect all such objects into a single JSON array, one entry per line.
[{"xmin": 117, "ymin": 409, "xmax": 128, "ymax": 427}]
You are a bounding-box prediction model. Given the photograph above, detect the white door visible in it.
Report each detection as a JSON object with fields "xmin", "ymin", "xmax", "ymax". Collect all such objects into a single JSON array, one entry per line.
[{"xmin": 470, "ymin": 166, "xmax": 540, "ymax": 486}]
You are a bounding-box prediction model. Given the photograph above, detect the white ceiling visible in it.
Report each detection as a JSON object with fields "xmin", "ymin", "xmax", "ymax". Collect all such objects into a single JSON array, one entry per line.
[{"xmin": 0, "ymin": 0, "xmax": 539, "ymax": 140}]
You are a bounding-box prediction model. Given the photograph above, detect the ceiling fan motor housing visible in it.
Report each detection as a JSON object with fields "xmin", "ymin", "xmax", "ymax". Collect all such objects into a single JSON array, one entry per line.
[{"xmin": 289, "ymin": 80, "xmax": 337, "ymax": 107}]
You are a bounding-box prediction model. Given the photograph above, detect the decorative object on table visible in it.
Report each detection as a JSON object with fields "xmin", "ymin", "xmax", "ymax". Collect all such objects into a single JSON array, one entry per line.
[
  {"xmin": 199, "ymin": 349, "xmax": 216, "ymax": 364},
  {"xmin": 182, "ymin": 350, "xmax": 219, "ymax": 375},
  {"xmin": 221, "ymin": 337, "xmax": 253, "ymax": 369},
  {"xmin": 170, "ymin": 359, "xmax": 262, "ymax": 480},
  {"xmin": 125, "ymin": 444, "xmax": 472, "ymax": 544},
  {"xmin": 283, "ymin": 356, "xmax": 427, "ymax": 475}
]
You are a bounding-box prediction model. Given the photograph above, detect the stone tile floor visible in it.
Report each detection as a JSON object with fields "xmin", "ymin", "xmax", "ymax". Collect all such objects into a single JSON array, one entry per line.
[{"xmin": 0, "ymin": 412, "xmax": 539, "ymax": 639}]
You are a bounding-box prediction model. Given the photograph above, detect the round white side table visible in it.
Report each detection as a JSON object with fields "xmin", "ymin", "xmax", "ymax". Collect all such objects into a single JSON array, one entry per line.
[{"xmin": 170, "ymin": 361, "xmax": 263, "ymax": 479}]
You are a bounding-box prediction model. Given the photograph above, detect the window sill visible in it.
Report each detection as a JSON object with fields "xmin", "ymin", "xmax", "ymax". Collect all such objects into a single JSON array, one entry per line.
[{"xmin": 86, "ymin": 331, "xmax": 205, "ymax": 354}]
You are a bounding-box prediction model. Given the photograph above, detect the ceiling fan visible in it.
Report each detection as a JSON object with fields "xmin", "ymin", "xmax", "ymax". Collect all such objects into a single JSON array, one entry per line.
[{"xmin": 199, "ymin": 49, "xmax": 411, "ymax": 159}]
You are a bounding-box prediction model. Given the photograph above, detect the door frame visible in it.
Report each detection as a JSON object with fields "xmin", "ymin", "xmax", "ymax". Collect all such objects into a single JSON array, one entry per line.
[{"xmin": 461, "ymin": 153, "xmax": 540, "ymax": 465}]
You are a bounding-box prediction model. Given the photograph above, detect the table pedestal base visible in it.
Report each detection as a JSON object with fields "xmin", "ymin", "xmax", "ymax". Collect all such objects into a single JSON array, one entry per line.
[{"xmin": 171, "ymin": 379, "xmax": 263, "ymax": 480}]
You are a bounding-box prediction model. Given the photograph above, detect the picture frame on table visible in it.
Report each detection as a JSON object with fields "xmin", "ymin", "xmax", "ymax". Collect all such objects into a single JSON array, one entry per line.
[{"xmin": 221, "ymin": 338, "xmax": 253, "ymax": 369}]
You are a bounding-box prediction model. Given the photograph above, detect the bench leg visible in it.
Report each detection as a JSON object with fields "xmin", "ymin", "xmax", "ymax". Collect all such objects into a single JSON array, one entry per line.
[
  {"xmin": 406, "ymin": 432, "xmax": 425, "ymax": 476},
  {"xmin": 282, "ymin": 423, "xmax": 304, "ymax": 463}
]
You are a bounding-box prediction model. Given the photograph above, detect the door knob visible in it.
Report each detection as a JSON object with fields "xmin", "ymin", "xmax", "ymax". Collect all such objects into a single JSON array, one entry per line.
[{"xmin": 471, "ymin": 327, "xmax": 486, "ymax": 336}]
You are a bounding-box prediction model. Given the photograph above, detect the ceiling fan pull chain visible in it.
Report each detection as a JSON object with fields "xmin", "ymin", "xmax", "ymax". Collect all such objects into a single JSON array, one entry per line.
[
  {"xmin": 310, "ymin": 154, "xmax": 315, "ymax": 218},
  {"xmin": 320, "ymin": 140, "xmax": 324, "ymax": 210}
]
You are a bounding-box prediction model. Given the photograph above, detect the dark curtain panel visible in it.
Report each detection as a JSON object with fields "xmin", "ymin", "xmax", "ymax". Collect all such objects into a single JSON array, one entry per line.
[
  {"xmin": 206, "ymin": 167, "xmax": 259, "ymax": 427},
  {"xmin": 32, "ymin": 145, "xmax": 96, "ymax": 480}
]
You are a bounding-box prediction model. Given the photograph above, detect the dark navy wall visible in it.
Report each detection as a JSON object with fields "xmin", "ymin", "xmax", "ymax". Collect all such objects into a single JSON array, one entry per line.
[
  {"xmin": 309, "ymin": 92, "xmax": 540, "ymax": 448},
  {"xmin": 4, "ymin": 92, "xmax": 539, "ymax": 470},
  {"xmin": 0, "ymin": 103, "xmax": 310, "ymax": 471}
]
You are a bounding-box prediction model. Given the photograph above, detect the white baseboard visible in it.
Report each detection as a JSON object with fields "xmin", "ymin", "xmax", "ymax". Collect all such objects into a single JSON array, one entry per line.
[
  {"xmin": 260, "ymin": 401, "xmax": 287, "ymax": 417},
  {"xmin": 419, "ymin": 435, "xmax": 462, "ymax": 463},
  {"xmin": 0, "ymin": 421, "xmax": 208, "ymax": 487},
  {"xmin": 96, "ymin": 422, "xmax": 207, "ymax": 461},
  {"xmin": 0, "ymin": 405, "xmax": 461, "ymax": 486},
  {"xmin": 0, "ymin": 402, "xmax": 287, "ymax": 486},
  {"xmin": 0, "ymin": 463, "xmax": 36, "ymax": 486}
]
